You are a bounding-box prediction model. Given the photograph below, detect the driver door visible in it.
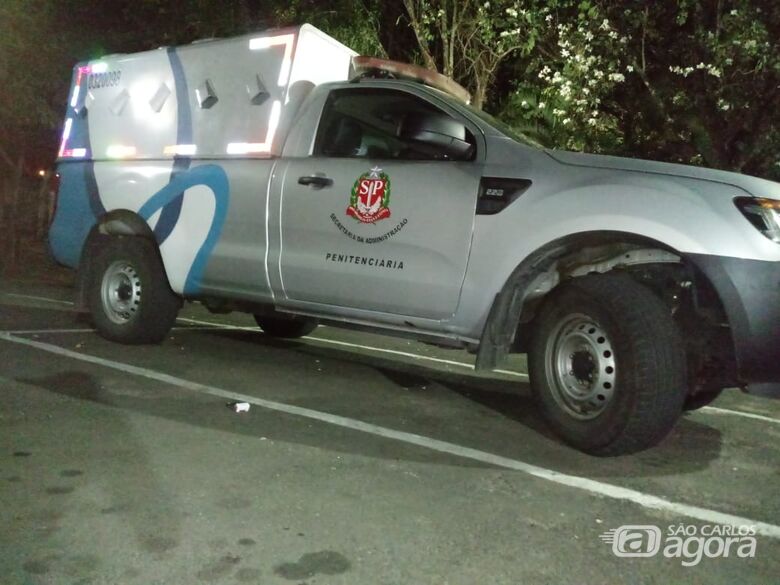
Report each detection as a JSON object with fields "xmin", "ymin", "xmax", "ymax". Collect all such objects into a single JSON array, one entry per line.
[{"xmin": 277, "ymin": 86, "xmax": 481, "ymax": 320}]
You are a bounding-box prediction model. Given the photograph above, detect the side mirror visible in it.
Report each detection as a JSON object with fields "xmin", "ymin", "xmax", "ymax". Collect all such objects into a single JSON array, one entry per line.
[{"xmin": 399, "ymin": 113, "xmax": 474, "ymax": 159}]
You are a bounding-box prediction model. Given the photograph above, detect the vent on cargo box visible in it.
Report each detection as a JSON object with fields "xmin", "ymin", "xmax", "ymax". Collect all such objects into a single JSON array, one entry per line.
[
  {"xmin": 247, "ymin": 74, "xmax": 270, "ymax": 106},
  {"xmin": 196, "ymin": 79, "xmax": 219, "ymax": 109},
  {"xmin": 109, "ymin": 89, "xmax": 130, "ymax": 116},
  {"xmin": 149, "ymin": 82, "xmax": 171, "ymax": 112}
]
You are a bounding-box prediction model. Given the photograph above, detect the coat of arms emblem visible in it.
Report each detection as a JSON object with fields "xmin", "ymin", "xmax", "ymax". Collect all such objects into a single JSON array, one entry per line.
[{"xmin": 347, "ymin": 166, "xmax": 391, "ymax": 223}]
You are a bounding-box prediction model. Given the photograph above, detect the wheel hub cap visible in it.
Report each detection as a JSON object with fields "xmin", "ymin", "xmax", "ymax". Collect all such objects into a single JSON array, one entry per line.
[
  {"xmin": 101, "ymin": 261, "xmax": 142, "ymax": 324},
  {"xmin": 546, "ymin": 314, "xmax": 617, "ymax": 419}
]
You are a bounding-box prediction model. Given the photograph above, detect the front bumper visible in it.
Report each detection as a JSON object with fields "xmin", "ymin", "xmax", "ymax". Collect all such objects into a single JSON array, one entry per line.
[{"xmin": 689, "ymin": 254, "xmax": 780, "ymax": 398}]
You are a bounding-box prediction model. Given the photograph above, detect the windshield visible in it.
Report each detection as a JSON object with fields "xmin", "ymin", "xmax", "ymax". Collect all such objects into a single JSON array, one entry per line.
[
  {"xmin": 460, "ymin": 102, "xmax": 542, "ymax": 148},
  {"xmin": 413, "ymin": 82, "xmax": 543, "ymax": 149}
]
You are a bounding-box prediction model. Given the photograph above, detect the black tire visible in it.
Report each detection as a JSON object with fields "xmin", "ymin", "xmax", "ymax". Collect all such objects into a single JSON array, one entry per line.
[
  {"xmin": 88, "ymin": 236, "xmax": 181, "ymax": 344},
  {"xmin": 253, "ymin": 314, "xmax": 318, "ymax": 338},
  {"xmin": 528, "ymin": 272, "xmax": 687, "ymax": 456},
  {"xmin": 683, "ymin": 389, "xmax": 723, "ymax": 411}
]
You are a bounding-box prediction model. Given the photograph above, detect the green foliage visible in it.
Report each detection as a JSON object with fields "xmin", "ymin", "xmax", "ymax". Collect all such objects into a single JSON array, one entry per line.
[
  {"xmin": 402, "ymin": 0, "xmax": 544, "ymax": 107},
  {"xmin": 498, "ymin": 1, "xmax": 629, "ymax": 152},
  {"xmin": 496, "ymin": 1, "xmax": 779, "ymax": 179},
  {"xmin": 277, "ymin": 0, "xmax": 387, "ymax": 57}
]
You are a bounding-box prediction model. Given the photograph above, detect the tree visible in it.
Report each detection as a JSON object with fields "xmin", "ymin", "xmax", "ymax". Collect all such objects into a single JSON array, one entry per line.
[
  {"xmin": 276, "ymin": 0, "xmax": 388, "ymax": 57},
  {"xmin": 0, "ymin": 0, "xmax": 66, "ymax": 170},
  {"xmin": 499, "ymin": 0, "xmax": 779, "ymax": 180},
  {"xmin": 401, "ymin": 0, "xmax": 538, "ymax": 108}
]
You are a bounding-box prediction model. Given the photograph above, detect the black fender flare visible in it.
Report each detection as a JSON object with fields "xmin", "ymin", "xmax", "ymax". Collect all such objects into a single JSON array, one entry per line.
[
  {"xmin": 474, "ymin": 241, "xmax": 567, "ymax": 371},
  {"xmin": 474, "ymin": 231, "xmax": 688, "ymax": 372},
  {"xmin": 74, "ymin": 210, "xmax": 156, "ymax": 311}
]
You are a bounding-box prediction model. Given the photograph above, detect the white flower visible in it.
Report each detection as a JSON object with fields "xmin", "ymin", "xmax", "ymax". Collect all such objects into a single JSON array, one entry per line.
[
  {"xmin": 608, "ymin": 72, "xmax": 625, "ymax": 83},
  {"xmin": 600, "ymin": 19, "xmax": 610, "ymax": 30},
  {"xmin": 506, "ymin": 7, "xmax": 518, "ymax": 17},
  {"xmin": 584, "ymin": 31, "xmax": 594, "ymax": 41},
  {"xmin": 561, "ymin": 48, "xmax": 570, "ymax": 57},
  {"xmin": 730, "ymin": 9, "xmax": 738, "ymax": 16},
  {"xmin": 538, "ymin": 102, "xmax": 546, "ymax": 109},
  {"xmin": 669, "ymin": 65, "xmax": 694, "ymax": 77},
  {"xmin": 626, "ymin": 65, "xmax": 634, "ymax": 73},
  {"xmin": 521, "ymin": 100, "xmax": 530, "ymax": 108},
  {"xmin": 587, "ymin": 117, "xmax": 598, "ymax": 126},
  {"xmin": 545, "ymin": 14, "xmax": 553, "ymax": 22},
  {"xmin": 562, "ymin": 118, "xmax": 572, "ymax": 126}
]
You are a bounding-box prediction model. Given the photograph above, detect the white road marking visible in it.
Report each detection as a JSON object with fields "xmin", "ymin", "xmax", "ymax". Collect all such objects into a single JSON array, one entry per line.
[
  {"xmin": 1, "ymin": 292, "xmax": 74, "ymax": 306},
  {"xmin": 5, "ymin": 328, "xmax": 96, "ymax": 335},
  {"xmin": 699, "ymin": 406, "xmax": 780, "ymax": 426},
  {"xmin": 1, "ymin": 329, "xmax": 778, "ymax": 539},
  {"xmin": 5, "ymin": 292, "xmax": 779, "ymax": 425},
  {"xmin": 3, "ymin": 326, "xmax": 238, "ymax": 335}
]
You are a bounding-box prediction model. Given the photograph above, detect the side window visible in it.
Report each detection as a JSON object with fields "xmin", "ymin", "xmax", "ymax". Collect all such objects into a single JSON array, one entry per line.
[{"xmin": 314, "ymin": 87, "xmax": 476, "ymax": 161}]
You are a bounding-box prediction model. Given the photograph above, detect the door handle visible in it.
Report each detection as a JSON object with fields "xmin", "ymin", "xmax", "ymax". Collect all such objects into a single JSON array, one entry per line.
[{"xmin": 298, "ymin": 175, "xmax": 333, "ymax": 188}]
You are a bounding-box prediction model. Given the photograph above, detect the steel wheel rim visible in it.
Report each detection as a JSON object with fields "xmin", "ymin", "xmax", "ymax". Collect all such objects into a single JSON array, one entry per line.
[
  {"xmin": 100, "ymin": 261, "xmax": 142, "ymax": 324},
  {"xmin": 544, "ymin": 313, "xmax": 617, "ymax": 420}
]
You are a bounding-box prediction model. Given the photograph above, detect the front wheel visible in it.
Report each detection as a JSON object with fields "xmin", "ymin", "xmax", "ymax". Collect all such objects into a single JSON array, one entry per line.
[
  {"xmin": 528, "ymin": 272, "xmax": 687, "ymax": 456},
  {"xmin": 88, "ymin": 236, "xmax": 181, "ymax": 344}
]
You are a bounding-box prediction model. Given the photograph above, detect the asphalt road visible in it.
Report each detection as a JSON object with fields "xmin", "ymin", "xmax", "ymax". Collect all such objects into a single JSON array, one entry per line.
[{"xmin": 1, "ymin": 279, "xmax": 779, "ymax": 585}]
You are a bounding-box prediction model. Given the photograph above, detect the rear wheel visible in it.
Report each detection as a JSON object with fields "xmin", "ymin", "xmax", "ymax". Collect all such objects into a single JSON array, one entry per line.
[
  {"xmin": 528, "ymin": 272, "xmax": 687, "ymax": 456},
  {"xmin": 253, "ymin": 314, "xmax": 318, "ymax": 338},
  {"xmin": 88, "ymin": 236, "xmax": 181, "ymax": 344}
]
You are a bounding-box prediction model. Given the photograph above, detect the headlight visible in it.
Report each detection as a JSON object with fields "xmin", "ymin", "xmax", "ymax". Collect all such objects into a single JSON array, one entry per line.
[{"xmin": 734, "ymin": 197, "xmax": 780, "ymax": 243}]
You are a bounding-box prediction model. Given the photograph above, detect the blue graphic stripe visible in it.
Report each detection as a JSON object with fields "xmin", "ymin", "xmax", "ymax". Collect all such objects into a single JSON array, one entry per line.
[
  {"xmin": 154, "ymin": 47, "xmax": 193, "ymax": 244},
  {"xmin": 49, "ymin": 162, "xmax": 101, "ymax": 268},
  {"xmin": 137, "ymin": 165, "xmax": 230, "ymax": 296},
  {"xmin": 50, "ymin": 64, "xmax": 107, "ymax": 268}
]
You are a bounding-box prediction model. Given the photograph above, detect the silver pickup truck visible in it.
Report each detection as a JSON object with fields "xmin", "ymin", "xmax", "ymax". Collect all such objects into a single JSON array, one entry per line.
[{"xmin": 49, "ymin": 25, "xmax": 780, "ymax": 455}]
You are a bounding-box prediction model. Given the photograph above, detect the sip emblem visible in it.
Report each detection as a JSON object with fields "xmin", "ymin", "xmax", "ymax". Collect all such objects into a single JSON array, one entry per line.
[{"xmin": 347, "ymin": 166, "xmax": 391, "ymax": 223}]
